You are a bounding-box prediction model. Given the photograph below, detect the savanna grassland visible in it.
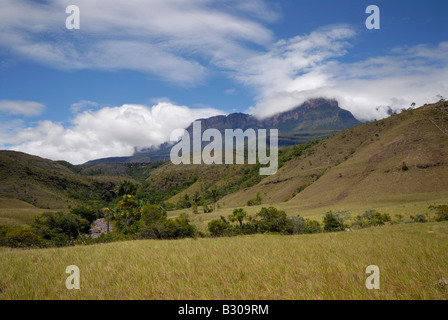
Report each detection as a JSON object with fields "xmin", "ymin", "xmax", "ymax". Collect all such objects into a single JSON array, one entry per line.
[
  {"xmin": 1, "ymin": 101, "xmax": 447, "ymax": 300},
  {"xmin": 1, "ymin": 222, "xmax": 447, "ymax": 300}
]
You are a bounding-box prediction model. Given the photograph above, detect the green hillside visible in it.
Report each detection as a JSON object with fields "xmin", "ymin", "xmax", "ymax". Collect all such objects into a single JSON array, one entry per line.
[
  {"xmin": 218, "ymin": 101, "xmax": 448, "ymax": 210},
  {"xmin": 131, "ymin": 102, "xmax": 447, "ymax": 226},
  {"xmin": 0, "ymin": 151, "xmax": 124, "ymax": 212},
  {"xmin": 1, "ymin": 101, "xmax": 447, "ymax": 229}
]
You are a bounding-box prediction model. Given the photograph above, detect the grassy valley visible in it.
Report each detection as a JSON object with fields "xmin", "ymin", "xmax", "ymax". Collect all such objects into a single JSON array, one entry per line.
[{"xmin": 1, "ymin": 101, "xmax": 447, "ymax": 300}]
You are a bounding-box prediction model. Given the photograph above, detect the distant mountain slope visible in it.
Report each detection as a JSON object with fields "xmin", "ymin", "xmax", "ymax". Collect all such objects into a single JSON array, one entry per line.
[
  {"xmin": 187, "ymin": 98, "xmax": 361, "ymax": 133},
  {"xmin": 88, "ymin": 98, "xmax": 361, "ymax": 164},
  {"xmin": 218, "ymin": 101, "xmax": 448, "ymax": 209},
  {"xmin": 3, "ymin": 101, "xmax": 446, "ymax": 221},
  {"xmin": 261, "ymin": 98, "xmax": 361, "ymax": 131}
]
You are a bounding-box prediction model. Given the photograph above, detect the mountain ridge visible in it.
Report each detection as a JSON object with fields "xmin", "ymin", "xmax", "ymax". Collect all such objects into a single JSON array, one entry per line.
[
  {"xmin": 89, "ymin": 98, "xmax": 361, "ymax": 164},
  {"xmin": 1, "ymin": 101, "xmax": 447, "ymax": 227}
]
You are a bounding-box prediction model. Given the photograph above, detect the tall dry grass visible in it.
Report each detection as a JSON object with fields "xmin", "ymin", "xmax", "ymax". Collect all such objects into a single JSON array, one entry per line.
[{"xmin": 1, "ymin": 222, "xmax": 447, "ymax": 300}]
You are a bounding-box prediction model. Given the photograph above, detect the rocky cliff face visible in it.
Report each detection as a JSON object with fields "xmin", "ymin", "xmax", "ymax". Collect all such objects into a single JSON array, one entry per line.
[{"xmin": 185, "ymin": 98, "xmax": 361, "ymax": 133}]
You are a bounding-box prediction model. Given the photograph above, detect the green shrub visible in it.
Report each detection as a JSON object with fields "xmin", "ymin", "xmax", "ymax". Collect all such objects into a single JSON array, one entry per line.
[
  {"xmin": 429, "ymin": 204, "xmax": 448, "ymax": 221},
  {"xmin": 323, "ymin": 211, "xmax": 346, "ymax": 232},
  {"xmin": 402, "ymin": 162, "xmax": 409, "ymax": 171},
  {"xmin": 0, "ymin": 225, "xmax": 13, "ymax": 246},
  {"xmin": 247, "ymin": 193, "xmax": 262, "ymax": 206},
  {"xmin": 412, "ymin": 213, "xmax": 428, "ymax": 223},
  {"xmin": 140, "ymin": 205, "xmax": 166, "ymax": 226},
  {"xmin": 287, "ymin": 216, "xmax": 306, "ymax": 234},
  {"xmin": 208, "ymin": 217, "xmax": 233, "ymax": 237},
  {"xmin": 160, "ymin": 214, "xmax": 197, "ymax": 239},
  {"xmin": 203, "ymin": 205, "xmax": 213, "ymax": 213},
  {"xmin": 4, "ymin": 227, "xmax": 43, "ymax": 248},
  {"xmin": 30, "ymin": 211, "xmax": 90, "ymax": 246},
  {"xmin": 256, "ymin": 207, "xmax": 290, "ymax": 234},
  {"xmin": 139, "ymin": 212, "xmax": 197, "ymax": 240},
  {"xmin": 353, "ymin": 210, "xmax": 391, "ymax": 228},
  {"xmin": 70, "ymin": 206, "xmax": 97, "ymax": 223},
  {"xmin": 304, "ymin": 219, "xmax": 322, "ymax": 234}
]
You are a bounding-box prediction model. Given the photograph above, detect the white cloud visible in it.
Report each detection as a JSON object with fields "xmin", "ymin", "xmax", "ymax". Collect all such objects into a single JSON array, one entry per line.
[
  {"xmin": 0, "ymin": 100, "xmax": 45, "ymax": 116},
  {"xmin": 70, "ymin": 100, "xmax": 99, "ymax": 113},
  {"xmin": 4, "ymin": 103, "xmax": 224, "ymax": 164},
  {"xmin": 1, "ymin": 0, "xmax": 446, "ymax": 159},
  {"xmin": 229, "ymin": 26, "xmax": 448, "ymax": 121},
  {"xmin": 0, "ymin": 0, "xmax": 276, "ymax": 86}
]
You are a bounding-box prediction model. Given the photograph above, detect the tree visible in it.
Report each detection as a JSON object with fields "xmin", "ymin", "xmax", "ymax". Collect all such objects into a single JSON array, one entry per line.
[
  {"xmin": 116, "ymin": 180, "xmax": 137, "ymax": 197},
  {"xmin": 179, "ymin": 194, "xmax": 192, "ymax": 209},
  {"xmin": 118, "ymin": 194, "xmax": 138, "ymax": 218},
  {"xmin": 209, "ymin": 189, "xmax": 219, "ymax": 211},
  {"xmin": 229, "ymin": 208, "xmax": 247, "ymax": 229},
  {"xmin": 101, "ymin": 207, "xmax": 112, "ymax": 232},
  {"xmin": 140, "ymin": 205, "xmax": 167, "ymax": 226},
  {"xmin": 256, "ymin": 207, "xmax": 290, "ymax": 233}
]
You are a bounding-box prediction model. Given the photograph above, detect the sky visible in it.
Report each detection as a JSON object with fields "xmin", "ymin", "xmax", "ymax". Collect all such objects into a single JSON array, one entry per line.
[{"xmin": 0, "ymin": 0, "xmax": 447, "ymax": 164}]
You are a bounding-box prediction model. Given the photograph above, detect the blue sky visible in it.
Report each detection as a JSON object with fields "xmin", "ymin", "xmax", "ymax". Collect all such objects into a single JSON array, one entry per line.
[{"xmin": 0, "ymin": 0, "xmax": 447, "ymax": 164}]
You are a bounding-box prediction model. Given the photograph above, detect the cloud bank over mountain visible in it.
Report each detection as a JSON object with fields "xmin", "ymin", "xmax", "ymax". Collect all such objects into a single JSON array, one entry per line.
[
  {"xmin": 1, "ymin": 103, "xmax": 223, "ymax": 164},
  {"xmin": 0, "ymin": 0, "xmax": 446, "ymax": 163}
]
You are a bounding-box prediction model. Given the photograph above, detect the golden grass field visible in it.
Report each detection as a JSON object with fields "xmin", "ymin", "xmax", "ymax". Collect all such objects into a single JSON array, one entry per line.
[
  {"xmin": 1, "ymin": 221, "xmax": 447, "ymax": 300},
  {"xmin": 167, "ymin": 193, "xmax": 448, "ymax": 233},
  {"xmin": 0, "ymin": 198, "xmax": 59, "ymax": 226}
]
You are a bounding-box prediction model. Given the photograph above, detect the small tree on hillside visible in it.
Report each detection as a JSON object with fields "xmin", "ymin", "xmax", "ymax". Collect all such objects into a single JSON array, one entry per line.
[
  {"xmin": 209, "ymin": 189, "xmax": 219, "ymax": 211},
  {"xmin": 229, "ymin": 208, "xmax": 247, "ymax": 230}
]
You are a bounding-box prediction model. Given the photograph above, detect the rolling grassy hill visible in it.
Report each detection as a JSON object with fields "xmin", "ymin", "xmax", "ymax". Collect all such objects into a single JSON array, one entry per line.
[
  {"xmin": 0, "ymin": 151, "xmax": 126, "ymax": 215},
  {"xmin": 1, "ymin": 102, "xmax": 447, "ymax": 301},
  {"xmin": 216, "ymin": 101, "xmax": 448, "ymax": 211},
  {"xmin": 1, "ymin": 101, "xmax": 447, "ymax": 229},
  {"xmin": 133, "ymin": 101, "xmax": 447, "ymax": 230}
]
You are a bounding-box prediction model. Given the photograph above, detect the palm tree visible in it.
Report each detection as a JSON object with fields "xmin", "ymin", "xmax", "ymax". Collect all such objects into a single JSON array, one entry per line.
[
  {"xmin": 118, "ymin": 194, "xmax": 138, "ymax": 218},
  {"xmin": 101, "ymin": 207, "xmax": 111, "ymax": 232},
  {"xmin": 229, "ymin": 208, "xmax": 247, "ymax": 229}
]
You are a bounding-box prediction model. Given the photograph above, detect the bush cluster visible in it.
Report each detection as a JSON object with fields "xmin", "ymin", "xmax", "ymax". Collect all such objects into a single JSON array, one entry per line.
[
  {"xmin": 352, "ymin": 210, "xmax": 391, "ymax": 228},
  {"xmin": 1, "ymin": 177, "xmax": 447, "ymax": 249},
  {"xmin": 136, "ymin": 205, "xmax": 198, "ymax": 240},
  {"xmin": 0, "ymin": 209, "xmax": 92, "ymax": 248},
  {"xmin": 208, "ymin": 207, "xmax": 323, "ymax": 237}
]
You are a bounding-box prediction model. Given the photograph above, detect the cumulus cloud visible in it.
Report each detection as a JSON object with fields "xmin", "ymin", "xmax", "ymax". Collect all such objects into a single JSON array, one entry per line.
[
  {"xmin": 0, "ymin": 100, "xmax": 45, "ymax": 116},
  {"xmin": 3, "ymin": 103, "xmax": 224, "ymax": 164}
]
